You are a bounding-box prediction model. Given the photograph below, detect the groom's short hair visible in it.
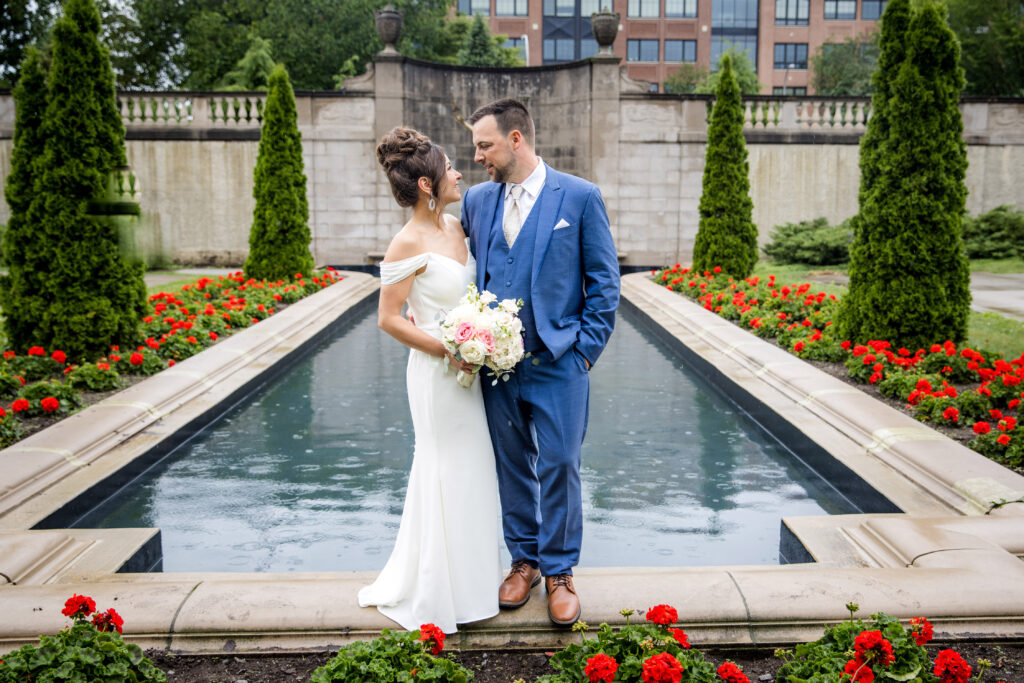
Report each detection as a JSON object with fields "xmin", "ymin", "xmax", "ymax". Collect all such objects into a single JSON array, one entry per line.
[{"xmin": 469, "ymin": 99, "xmax": 535, "ymax": 148}]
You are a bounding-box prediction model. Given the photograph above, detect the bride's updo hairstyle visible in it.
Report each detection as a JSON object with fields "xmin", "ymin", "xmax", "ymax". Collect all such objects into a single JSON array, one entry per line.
[{"xmin": 376, "ymin": 127, "xmax": 447, "ymax": 208}]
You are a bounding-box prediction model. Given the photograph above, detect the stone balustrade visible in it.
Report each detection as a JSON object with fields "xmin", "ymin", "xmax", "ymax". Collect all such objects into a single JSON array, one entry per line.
[{"xmin": 114, "ymin": 92, "xmax": 264, "ymax": 128}]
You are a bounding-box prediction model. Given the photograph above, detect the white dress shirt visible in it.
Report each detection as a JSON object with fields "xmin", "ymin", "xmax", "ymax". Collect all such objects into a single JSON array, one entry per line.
[{"xmin": 503, "ymin": 159, "xmax": 546, "ymax": 229}]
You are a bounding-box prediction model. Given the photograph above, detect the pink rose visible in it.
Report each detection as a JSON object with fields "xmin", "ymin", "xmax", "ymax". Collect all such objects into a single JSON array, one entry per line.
[
  {"xmin": 455, "ymin": 321, "xmax": 475, "ymax": 343},
  {"xmin": 474, "ymin": 328, "xmax": 496, "ymax": 354}
]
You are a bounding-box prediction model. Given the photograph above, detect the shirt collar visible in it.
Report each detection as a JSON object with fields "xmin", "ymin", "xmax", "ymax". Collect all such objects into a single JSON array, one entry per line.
[{"xmin": 506, "ymin": 158, "xmax": 545, "ymax": 200}]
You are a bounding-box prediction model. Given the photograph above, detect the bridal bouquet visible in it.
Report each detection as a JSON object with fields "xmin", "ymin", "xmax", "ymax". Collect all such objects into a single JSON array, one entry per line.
[{"xmin": 440, "ymin": 283, "xmax": 525, "ymax": 387}]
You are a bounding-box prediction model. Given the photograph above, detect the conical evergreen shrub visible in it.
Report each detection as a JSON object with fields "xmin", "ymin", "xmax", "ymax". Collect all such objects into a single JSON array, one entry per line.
[
  {"xmin": 4, "ymin": 0, "xmax": 145, "ymax": 358},
  {"xmin": 840, "ymin": 0, "xmax": 912, "ymax": 340},
  {"xmin": 839, "ymin": 0, "xmax": 970, "ymax": 348},
  {"xmin": 692, "ymin": 54, "xmax": 757, "ymax": 278},
  {"xmin": 244, "ymin": 63, "xmax": 314, "ymax": 281},
  {"xmin": 0, "ymin": 47, "xmax": 49, "ymax": 346}
]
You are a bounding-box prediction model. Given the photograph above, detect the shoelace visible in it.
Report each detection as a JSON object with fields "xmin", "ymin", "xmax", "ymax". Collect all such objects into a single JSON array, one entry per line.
[
  {"xmin": 549, "ymin": 574, "xmax": 574, "ymax": 592},
  {"xmin": 508, "ymin": 560, "xmax": 534, "ymax": 578}
]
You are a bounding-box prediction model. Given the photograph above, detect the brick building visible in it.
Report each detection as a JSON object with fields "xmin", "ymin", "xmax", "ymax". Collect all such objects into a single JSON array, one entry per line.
[{"xmin": 459, "ymin": 0, "xmax": 886, "ymax": 93}]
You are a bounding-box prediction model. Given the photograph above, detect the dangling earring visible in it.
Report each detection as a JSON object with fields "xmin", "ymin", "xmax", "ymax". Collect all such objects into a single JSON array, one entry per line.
[{"xmin": 428, "ymin": 197, "xmax": 437, "ymax": 211}]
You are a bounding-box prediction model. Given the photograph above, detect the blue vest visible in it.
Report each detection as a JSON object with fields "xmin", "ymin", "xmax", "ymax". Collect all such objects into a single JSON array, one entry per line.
[{"xmin": 484, "ymin": 194, "xmax": 544, "ymax": 355}]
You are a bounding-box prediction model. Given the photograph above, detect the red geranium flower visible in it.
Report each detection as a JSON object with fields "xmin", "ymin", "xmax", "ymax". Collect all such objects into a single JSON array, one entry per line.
[
  {"xmin": 51, "ymin": 350, "xmax": 66, "ymax": 364},
  {"xmin": 11, "ymin": 398, "xmax": 30, "ymax": 413},
  {"xmin": 641, "ymin": 652, "xmax": 684, "ymax": 683},
  {"xmin": 933, "ymin": 649, "xmax": 971, "ymax": 683},
  {"xmin": 942, "ymin": 407, "xmax": 960, "ymax": 422},
  {"xmin": 793, "ymin": 341, "xmax": 805, "ymax": 353},
  {"xmin": 2, "ymin": 350, "xmax": 14, "ymax": 360},
  {"xmin": 417, "ymin": 623, "xmax": 445, "ymax": 655},
  {"xmin": 843, "ymin": 659, "xmax": 874, "ymax": 682},
  {"xmin": 97, "ymin": 362, "xmax": 110, "ymax": 371},
  {"xmin": 130, "ymin": 352, "xmax": 145, "ymax": 366},
  {"xmin": 61, "ymin": 594, "xmax": 96, "ymax": 619},
  {"xmin": 40, "ymin": 397, "xmax": 59, "ymax": 413},
  {"xmin": 853, "ymin": 630, "xmax": 894, "ymax": 667},
  {"xmin": 27, "ymin": 346, "xmax": 45, "ymax": 356},
  {"xmin": 717, "ymin": 661, "xmax": 750, "ymax": 683},
  {"xmin": 997, "ymin": 434, "xmax": 1011, "ymax": 446},
  {"xmin": 646, "ymin": 604, "xmax": 678, "ymax": 626},
  {"xmin": 669, "ymin": 628, "xmax": 690, "ymax": 648},
  {"xmin": 973, "ymin": 422, "xmax": 991, "ymax": 435},
  {"xmin": 584, "ymin": 653, "xmax": 619, "ymax": 683},
  {"xmin": 910, "ymin": 616, "xmax": 933, "ymax": 646},
  {"xmin": 209, "ymin": 331, "xmax": 218, "ymax": 341},
  {"xmin": 91, "ymin": 608, "xmax": 124, "ymax": 634}
]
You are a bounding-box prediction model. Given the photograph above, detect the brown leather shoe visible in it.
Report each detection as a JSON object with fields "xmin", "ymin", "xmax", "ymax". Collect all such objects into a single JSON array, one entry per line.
[
  {"xmin": 545, "ymin": 574, "xmax": 581, "ymax": 626},
  {"xmin": 498, "ymin": 560, "xmax": 541, "ymax": 608}
]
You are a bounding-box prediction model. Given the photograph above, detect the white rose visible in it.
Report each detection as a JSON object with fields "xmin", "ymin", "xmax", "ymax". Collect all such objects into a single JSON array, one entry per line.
[
  {"xmin": 459, "ymin": 339, "xmax": 488, "ymax": 365},
  {"xmin": 479, "ymin": 290, "xmax": 497, "ymax": 305}
]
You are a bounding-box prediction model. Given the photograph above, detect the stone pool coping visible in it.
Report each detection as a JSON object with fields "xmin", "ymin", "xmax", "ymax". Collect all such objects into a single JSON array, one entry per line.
[{"xmin": 1, "ymin": 271, "xmax": 1024, "ymax": 654}]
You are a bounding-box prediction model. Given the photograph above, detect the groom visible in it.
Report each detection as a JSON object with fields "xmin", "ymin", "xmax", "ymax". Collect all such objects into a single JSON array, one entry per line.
[{"xmin": 462, "ymin": 99, "xmax": 620, "ymax": 625}]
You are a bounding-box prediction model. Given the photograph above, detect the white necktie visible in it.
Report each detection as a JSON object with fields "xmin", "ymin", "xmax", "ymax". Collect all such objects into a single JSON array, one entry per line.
[{"xmin": 504, "ymin": 184, "xmax": 524, "ymax": 247}]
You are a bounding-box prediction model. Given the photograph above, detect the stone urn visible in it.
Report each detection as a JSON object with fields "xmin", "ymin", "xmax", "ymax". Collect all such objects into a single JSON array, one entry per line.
[
  {"xmin": 590, "ymin": 7, "xmax": 620, "ymax": 54},
  {"xmin": 375, "ymin": 5, "xmax": 404, "ymax": 54}
]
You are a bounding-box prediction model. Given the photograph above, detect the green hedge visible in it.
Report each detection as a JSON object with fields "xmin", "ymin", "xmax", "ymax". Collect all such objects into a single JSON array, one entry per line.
[
  {"xmin": 762, "ymin": 217, "xmax": 853, "ymax": 265},
  {"xmin": 962, "ymin": 205, "xmax": 1024, "ymax": 259}
]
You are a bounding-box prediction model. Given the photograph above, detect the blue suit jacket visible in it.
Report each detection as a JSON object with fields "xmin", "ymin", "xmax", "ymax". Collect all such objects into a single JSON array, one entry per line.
[{"xmin": 462, "ymin": 163, "xmax": 620, "ymax": 366}]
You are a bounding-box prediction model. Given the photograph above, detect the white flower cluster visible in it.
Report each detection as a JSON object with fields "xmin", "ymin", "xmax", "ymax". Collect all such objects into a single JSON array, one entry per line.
[{"xmin": 439, "ymin": 283, "xmax": 526, "ymax": 387}]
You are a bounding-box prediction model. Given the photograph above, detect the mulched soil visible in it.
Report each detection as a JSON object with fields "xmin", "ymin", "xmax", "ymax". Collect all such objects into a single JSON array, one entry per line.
[{"xmin": 145, "ymin": 642, "xmax": 1024, "ymax": 682}]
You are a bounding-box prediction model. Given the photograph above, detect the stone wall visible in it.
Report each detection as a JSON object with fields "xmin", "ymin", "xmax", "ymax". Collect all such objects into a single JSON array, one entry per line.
[{"xmin": 1, "ymin": 59, "xmax": 1022, "ymax": 267}]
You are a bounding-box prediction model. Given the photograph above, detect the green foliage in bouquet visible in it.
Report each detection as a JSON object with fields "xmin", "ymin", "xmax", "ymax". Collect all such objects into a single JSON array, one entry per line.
[
  {"xmin": 0, "ymin": 594, "xmax": 166, "ymax": 683},
  {"xmin": 840, "ymin": 0, "xmax": 971, "ymax": 350},
  {"xmin": 775, "ymin": 609, "xmax": 936, "ymax": 683},
  {"xmin": 692, "ymin": 54, "xmax": 757, "ymax": 280},
  {"xmin": 1, "ymin": 0, "xmax": 146, "ymax": 359},
  {"xmin": 762, "ymin": 217, "xmax": 852, "ymax": 266},
  {"xmin": 962, "ymin": 205, "xmax": 1024, "ymax": 260},
  {"xmin": 536, "ymin": 607, "xmax": 720, "ymax": 683},
  {"xmin": 244, "ymin": 63, "xmax": 314, "ymax": 282},
  {"xmin": 310, "ymin": 625, "xmax": 471, "ymax": 682}
]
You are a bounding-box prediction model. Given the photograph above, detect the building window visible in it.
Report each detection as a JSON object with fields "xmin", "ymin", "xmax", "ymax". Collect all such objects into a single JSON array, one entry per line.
[
  {"xmin": 496, "ymin": 0, "xmax": 528, "ymax": 15},
  {"xmin": 543, "ymin": 0, "xmax": 575, "ymax": 16},
  {"xmin": 664, "ymin": 39, "xmax": 697, "ymax": 62},
  {"xmin": 861, "ymin": 0, "xmax": 886, "ymax": 19},
  {"xmin": 772, "ymin": 86, "xmax": 807, "ymax": 95},
  {"xmin": 504, "ymin": 36, "xmax": 527, "ymax": 61},
  {"xmin": 459, "ymin": 0, "xmax": 491, "ymax": 15},
  {"xmin": 543, "ymin": 38, "xmax": 576, "ymax": 60},
  {"xmin": 581, "ymin": 0, "xmax": 601, "ymax": 15},
  {"xmin": 665, "ymin": 0, "xmax": 697, "ymax": 18},
  {"xmin": 580, "ymin": 37, "xmax": 599, "ymax": 58},
  {"xmin": 650, "ymin": 82, "xmax": 660, "ymax": 92},
  {"xmin": 627, "ymin": 0, "xmax": 659, "ymax": 18},
  {"xmin": 773, "ymin": 43, "xmax": 807, "ymax": 69},
  {"xmin": 824, "ymin": 0, "xmax": 856, "ymax": 20},
  {"xmin": 712, "ymin": 0, "xmax": 759, "ymax": 28},
  {"xmin": 775, "ymin": 0, "xmax": 808, "ymax": 25},
  {"xmin": 627, "ymin": 39, "xmax": 659, "ymax": 61}
]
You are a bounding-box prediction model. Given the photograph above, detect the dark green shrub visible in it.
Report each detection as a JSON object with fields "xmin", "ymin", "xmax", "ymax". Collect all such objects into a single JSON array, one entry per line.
[
  {"xmin": 692, "ymin": 54, "xmax": 758, "ymax": 279},
  {"xmin": 840, "ymin": 0, "xmax": 911, "ymax": 343},
  {"xmin": 244, "ymin": 63, "xmax": 314, "ymax": 281},
  {"xmin": 962, "ymin": 205, "xmax": 1024, "ymax": 259},
  {"xmin": 115, "ymin": 348, "xmax": 167, "ymax": 376},
  {"xmin": 0, "ymin": 46, "xmax": 49, "ymax": 348},
  {"xmin": 762, "ymin": 217, "xmax": 852, "ymax": 265},
  {"xmin": 6, "ymin": 352, "xmax": 62, "ymax": 381},
  {"xmin": 67, "ymin": 362, "xmax": 123, "ymax": 391},
  {"xmin": 839, "ymin": 0, "xmax": 971, "ymax": 349},
  {"xmin": 0, "ymin": 373, "xmax": 23, "ymax": 398},
  {"xmin": 2, "ymin": 0, "xmax": 146, "ymax": 359},
  {"xmin": 0, "ymin": 413, "xmax": 23, "ymax": 448},
  {"xmin": 877, "ymin": 372, "xmax": 942, "ymax": 401},
  {"xmin": 970, "ymin": 427, "xmax": 1023, "ymax": 469}
]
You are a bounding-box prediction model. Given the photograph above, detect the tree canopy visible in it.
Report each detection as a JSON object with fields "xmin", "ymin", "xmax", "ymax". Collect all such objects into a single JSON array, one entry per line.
[
  {"xmin": 694, "ymin": 47, "xmax": 762, "ymax": 95},
  {"xmin": 810, "ymin": 32, "xmax": 880, "ymax": 96},
  {"xmin": 946, "ymin": 0, "xmax": 1024, "ymax": 97}
]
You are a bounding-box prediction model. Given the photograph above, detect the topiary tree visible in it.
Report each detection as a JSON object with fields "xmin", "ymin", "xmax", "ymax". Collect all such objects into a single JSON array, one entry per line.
[
  {"xmin": 0, "ymin": 46, "xmax": 49, "ymax": 345},
  {"xmin": 839, "ymin": 0, "xmax": 970, "ymax": 348},
  {"xmin": 839, "ymin": 0, "xmax": 911, "ymax": 342},
  {"xmin": 244, "ymin": 62, "xmax": 314, "ymax": 281},
  {"xmin": 692, "ymin": 54, "xmax": 758, "ymax": 278},
  {"xmin": 3, "ymin": 0, "xmax": 146, "ymax": 359}
]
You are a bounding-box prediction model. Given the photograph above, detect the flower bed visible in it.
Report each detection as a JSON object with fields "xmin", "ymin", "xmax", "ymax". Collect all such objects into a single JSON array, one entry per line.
[
  {"xmin": 0, "ymin": 269, "xmax": 342, "ymax": 448},
  {"xmin": 651, "ymin": 266, "xmax": 1024, "ymax": 472}
]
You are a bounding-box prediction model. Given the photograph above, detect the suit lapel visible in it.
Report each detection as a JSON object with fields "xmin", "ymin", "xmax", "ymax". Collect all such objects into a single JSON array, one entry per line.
[
  {"xmin": 531, "ymin": 163, "xmax": 565, "ymax": 286},
  {"xmin": 475, "ymin": 183, "xmax": 503, "ymax": 287}
]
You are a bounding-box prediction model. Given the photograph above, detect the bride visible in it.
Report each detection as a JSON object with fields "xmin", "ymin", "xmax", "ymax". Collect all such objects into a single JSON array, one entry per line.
[{"xmin": 357, "ymin": 127, "xmax": 501, "ymax": 634}]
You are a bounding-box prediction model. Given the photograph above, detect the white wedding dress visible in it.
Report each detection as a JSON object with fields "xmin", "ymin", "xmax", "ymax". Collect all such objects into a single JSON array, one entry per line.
[{"xmin": 358, "ymin": 246, "xmax": 501, "ymax": 634}]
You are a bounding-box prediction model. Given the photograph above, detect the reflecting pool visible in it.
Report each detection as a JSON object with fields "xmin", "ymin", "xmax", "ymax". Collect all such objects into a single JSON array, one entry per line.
[{"xmin": 73, "ymin": 304, "xmax": 858, "ymax": 572}]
